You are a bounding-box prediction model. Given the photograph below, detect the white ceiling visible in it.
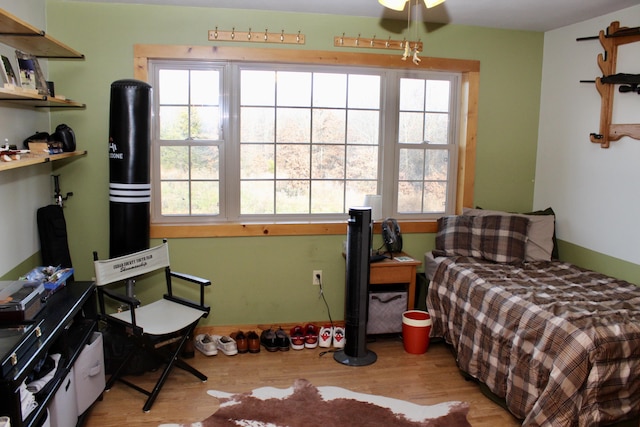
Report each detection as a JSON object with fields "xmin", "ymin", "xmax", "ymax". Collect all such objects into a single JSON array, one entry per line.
[{"xmin": 68, "ymin": 0, "xmax": 638, "ymax": 32}]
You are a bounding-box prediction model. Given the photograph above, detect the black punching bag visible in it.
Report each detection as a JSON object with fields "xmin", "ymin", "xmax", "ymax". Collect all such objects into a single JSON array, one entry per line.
[{"xmin": 108, "ymin": 79, "xmax": 152, "ymax": 258}]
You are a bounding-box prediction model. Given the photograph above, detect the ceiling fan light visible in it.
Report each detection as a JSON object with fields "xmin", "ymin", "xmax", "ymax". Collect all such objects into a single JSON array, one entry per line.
[
  {"xmin": 378, "ymin": 0, "xmax": 408, "ymax": 11},
  {"xmin": 423, "ymin": 0, "xmax": 445, "ymax": 7}
]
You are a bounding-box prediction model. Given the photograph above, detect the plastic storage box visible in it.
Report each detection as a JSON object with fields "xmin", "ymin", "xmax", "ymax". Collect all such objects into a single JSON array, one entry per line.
[{"xmin": 74, "ymin": 332, "xmax": 105, "ymax": 415}]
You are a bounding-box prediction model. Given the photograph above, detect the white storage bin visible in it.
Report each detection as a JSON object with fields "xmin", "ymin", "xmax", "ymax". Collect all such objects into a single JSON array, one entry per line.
[
  {"xmin": 73, "ymin": 332, "xmax": 105, "ymax": 415},
  {"xmin": 48, "ymin": 367, "xmax": 78, "ymax": 427}
]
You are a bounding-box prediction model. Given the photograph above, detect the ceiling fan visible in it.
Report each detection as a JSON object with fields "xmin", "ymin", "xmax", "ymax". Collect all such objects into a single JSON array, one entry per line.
[{"xmin": 378, "ymin": 0, "xmax": 445, "ymax": 11}]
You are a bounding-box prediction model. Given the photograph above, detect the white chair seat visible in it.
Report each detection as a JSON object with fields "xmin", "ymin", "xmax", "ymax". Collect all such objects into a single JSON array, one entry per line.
[{"xmin": 109, "ymin": 299, "xmax": 206, "ymax": 336}]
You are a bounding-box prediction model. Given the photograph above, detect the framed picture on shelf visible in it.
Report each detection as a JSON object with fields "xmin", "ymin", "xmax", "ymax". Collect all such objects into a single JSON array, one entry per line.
[
  {"xmin": 1, "ymin": 55, "xmax": 19, "ymax": 87},
  {"xmin": 15, "ymin": 51, "xmax": 48, "ymax": 95}
]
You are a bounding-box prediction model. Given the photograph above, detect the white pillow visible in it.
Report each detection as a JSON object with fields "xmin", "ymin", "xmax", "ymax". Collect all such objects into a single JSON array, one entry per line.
[{"xmin": 462, "ymin": 207, "xmax": 555, "ymax": 262}]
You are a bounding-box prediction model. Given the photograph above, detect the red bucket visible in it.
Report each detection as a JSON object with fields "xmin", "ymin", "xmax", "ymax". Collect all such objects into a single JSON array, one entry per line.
[{"xmin": 402, "ymin": 310, "xmax": 432, "ymax": 354}]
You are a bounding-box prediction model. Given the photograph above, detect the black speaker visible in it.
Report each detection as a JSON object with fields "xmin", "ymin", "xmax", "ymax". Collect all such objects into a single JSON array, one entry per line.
[
  {"xmin": 334, "ymin": 207, "xmax": 377, "ymax": 366},
  {"xmin": 108, "ymin": 79, "xmax": 152, "ymax": 258}
]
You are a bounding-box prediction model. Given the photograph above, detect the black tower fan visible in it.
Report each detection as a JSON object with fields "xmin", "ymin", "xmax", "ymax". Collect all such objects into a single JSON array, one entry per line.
[{"xmin": 334, "ymin": 207, "xmax": 377, "ymax": 366}]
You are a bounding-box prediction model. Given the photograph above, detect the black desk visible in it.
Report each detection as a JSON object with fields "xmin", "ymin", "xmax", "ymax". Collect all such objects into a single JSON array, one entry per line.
[{"xmin": 0, "ymin": 281, "xmax": 96, "ymax": 427}]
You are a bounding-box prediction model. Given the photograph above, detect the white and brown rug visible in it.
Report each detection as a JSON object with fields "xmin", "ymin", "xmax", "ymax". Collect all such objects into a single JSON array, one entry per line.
[{"xmin": 160, "ymin": 378, "xmax": 470, "ymax": 426}]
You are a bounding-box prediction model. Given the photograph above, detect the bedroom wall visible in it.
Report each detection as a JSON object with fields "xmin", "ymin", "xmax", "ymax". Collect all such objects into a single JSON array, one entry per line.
[
  {"xmin": 0, "ymin": 0, "xmax": 52, "ymax": 277},
  {"xmin": 27, "ymin": 1, "xmax": 544, "ymax": 326},
  {"xmin": 535, "ymin": 4, "xmax": 640, "ymax": 283}
]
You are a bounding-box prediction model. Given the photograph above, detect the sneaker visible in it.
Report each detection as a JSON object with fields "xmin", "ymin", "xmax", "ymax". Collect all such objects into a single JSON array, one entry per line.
[
  {"xmin": 260, "ymin": 329, "xmax": 279, "ymax": 352},
  {"xmin": 275, "ymin": 328, "xmax": 290, "ymax": 351},
  {"xmin": 332, "ymin": 326, "xmax": 345, "ymax": 349},
  {"xmin": 194, "ymin": 334, "xmax": 218, "ymax": 356},
  {"xmin": 214, "ymin": 335, "xmax": 238, "ymax": 356},
  {"xmin": 318, "ymin": 325, "xmax": 333, "ymax": 348},
  {"xmin": 304, "ymin": 324, "xmax": 319, "ymax": 349},
  {"xmin": 289, "ymin": 326, "xmax": 305, "ymax": 350}
]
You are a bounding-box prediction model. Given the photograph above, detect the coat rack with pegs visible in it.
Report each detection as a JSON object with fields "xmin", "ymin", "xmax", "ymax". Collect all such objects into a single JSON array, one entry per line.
[
  {"xmin": 208, "ymin": 28, "xmax": 305, "ymax": 45},
  {"xmin": 333, "ymin": 34, "xmax": 423, "ymax": 52}
]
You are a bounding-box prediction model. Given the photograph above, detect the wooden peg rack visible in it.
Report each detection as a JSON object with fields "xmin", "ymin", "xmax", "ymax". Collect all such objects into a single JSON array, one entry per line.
[
  {"xmin": 584, "ymin": 21, "xmax": 640, "ymax": 148},
  {"xmin": 333, "ymin": 35, "xmax": 423, "ymax": 52},
  {"xmin": 208, "ymin": 28, "xmax": 305, "ymax": 45}
]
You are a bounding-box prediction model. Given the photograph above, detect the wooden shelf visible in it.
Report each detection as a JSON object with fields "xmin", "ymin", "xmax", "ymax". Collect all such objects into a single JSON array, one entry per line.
[
  {"xmin": 0, "ymin": 86, "xmax": 85, "ymax": 108},
  {"xmin": 0, "ymin": 8, "xmax": 83, "ymax": 58},
  {"xmin": 0, "ymin": 150, "xmax": 87, "ymax": 172}
]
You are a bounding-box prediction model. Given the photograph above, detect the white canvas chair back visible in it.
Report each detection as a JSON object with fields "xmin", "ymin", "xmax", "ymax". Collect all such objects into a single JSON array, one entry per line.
[{"xmin": 94, "ymin": 242, "xmax": 170, "ymax": 286}]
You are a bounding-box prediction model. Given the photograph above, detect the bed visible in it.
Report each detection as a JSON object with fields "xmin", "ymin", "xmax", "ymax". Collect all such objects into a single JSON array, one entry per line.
[{"xmin": 425, "ymin": 208, "xmax": 640, "ymax": 427}]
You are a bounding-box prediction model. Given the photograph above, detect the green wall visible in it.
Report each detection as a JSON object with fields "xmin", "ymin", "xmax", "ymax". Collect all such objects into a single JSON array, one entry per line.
[{"xmin": 44, "ymin": 1, "xmax": 543, "ymax": 326}]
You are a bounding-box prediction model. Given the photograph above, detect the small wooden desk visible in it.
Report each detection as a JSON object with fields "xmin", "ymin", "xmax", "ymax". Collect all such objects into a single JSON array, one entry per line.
[{"xmin": 369, "ymin": 252, "xmax": 421, "ymax": 310}]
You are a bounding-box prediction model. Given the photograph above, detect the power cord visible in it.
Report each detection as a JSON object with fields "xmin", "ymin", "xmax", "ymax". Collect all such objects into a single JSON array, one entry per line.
[{"xmin": 317, "ymin": 274, "xmax": 338, "ymax": 357}]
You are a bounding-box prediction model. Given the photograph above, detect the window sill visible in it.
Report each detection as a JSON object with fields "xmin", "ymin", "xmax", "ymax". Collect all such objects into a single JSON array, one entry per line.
[{"xmin": 150, "ymin": 220, "xmax": 438, "ymax": 238}]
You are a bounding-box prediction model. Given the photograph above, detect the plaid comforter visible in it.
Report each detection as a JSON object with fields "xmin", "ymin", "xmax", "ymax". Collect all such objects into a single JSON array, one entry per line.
[{"xmin": 427, "ymin": 257, "xmax": 640, "ymax": 426}]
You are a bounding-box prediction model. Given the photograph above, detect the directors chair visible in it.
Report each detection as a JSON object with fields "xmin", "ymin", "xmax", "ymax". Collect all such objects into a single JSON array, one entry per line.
[{"xmin": 93, "ymin": 240, "xmax": 211, "ymax": 412}]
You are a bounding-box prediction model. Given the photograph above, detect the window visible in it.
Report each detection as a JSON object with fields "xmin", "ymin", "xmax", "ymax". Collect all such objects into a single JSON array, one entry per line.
[
  {"xmin": 150, "ymin": 61, "xmax": 459, "ymax": 224},
  {"xmin": 137, "ymin": 45, "xmax": 479, "ymax": 236}
]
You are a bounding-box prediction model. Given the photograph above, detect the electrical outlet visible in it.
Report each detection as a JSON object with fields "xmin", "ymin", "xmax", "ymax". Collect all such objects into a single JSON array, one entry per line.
[{"xmin": 312, "ymin": 270, "xmax": 323, "ymax": 286}]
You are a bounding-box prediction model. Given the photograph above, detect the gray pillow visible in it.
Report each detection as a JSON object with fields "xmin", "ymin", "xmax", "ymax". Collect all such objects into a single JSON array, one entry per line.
[{"xmin": 463, "ymin": 207, "xmax": 555, "ymax": 262}]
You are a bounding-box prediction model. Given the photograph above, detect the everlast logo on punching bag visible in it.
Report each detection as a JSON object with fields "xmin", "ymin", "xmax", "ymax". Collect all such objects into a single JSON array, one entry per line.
[{"xmin": 108, "ymin": 139, "xmax": 123, "ymax": 159}]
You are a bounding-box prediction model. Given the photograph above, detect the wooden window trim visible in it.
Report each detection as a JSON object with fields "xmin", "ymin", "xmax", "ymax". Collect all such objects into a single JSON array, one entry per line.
[{"xmin": 134, "ymin": 44, "xmax": 479, "ymax": 238}]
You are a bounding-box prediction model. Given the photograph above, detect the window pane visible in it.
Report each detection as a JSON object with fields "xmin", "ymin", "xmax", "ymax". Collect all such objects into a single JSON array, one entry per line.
[
  {"xmin": 159, "ymin": 69, "xmax": 188, "ymax": 104},
  {"xmin": 159, "ymin": 106, "xmax": 189, "ymax": 140},
  {"xmin": 192, "ymin": 181, "xmax": 219, "ymax": 215},
  {"xmin": 346, "ymin": 146, "xmax": 378, "ymax": 179},
  {"xmin": 241, "ymin": 107, "xmax": 275, "ymax": 142},
  {"xmin": 241, "ymin": 144, "xmax": 274, "ymax": 179},
  {"xmin": 346, "ymin": 110, "xmax": 379, "ymax": 144},
  {"xmin": 311, "ymin": 181, "xmax": 344, "ymax": 213},
  {"xmin": 424, "ymin": 149, "xmax": 448, "ymax": 181},
  {"xmin": 312, "ymin": 109, "xmax": 345, "ymax": 143},
  {"xmin": 241, "ymin": 181, "xmax": 274, "ymax": 214},
  {"xmin": 190, "ymin": 70, "xmax": 219, "ymax": 105},
  {"xmin": 345, "ymin": 180, "xmax": 378, "ymax": 210},
  {"xmin": 424, "ymin": 112, "xmax": 449, "ymax": 144},
  {"xmin": 276, "ymin": 108, "xmax": 310, "ymax": 143},
  {"xmin": 277, "ymin": 71, "xmax": 311, "ymax": 107},
  {"xmin": 399, "ymin": 78, "xmax": 425, "ymax": 111},
  {"xmin": 241, "ymin": 70, "xmax": 275, "ymax": 105},
  {"xmin": 426, "ymin": 80, "xmax": 450, "ymax": 112},
  {"xmin": 313, "ymin": 73, "xmax": 347, "ymax": 108},
  {"xmin": 191, "ymin": 106, "xmax": 220, "ymax": 140},
  {"xmin": 399, "ymin": 149, "xmax": 424, "ymax": 181},
  {"xmin": 161, "ymin": 146, "xmax": 189, "ymax": 179},
  {"xmin": 398, "ymin": 111, "xmax": 424, "ymax": 144},
  {"xmin": 191, "ymin": 146, "xmax": 219, "ymax": 180},
  {"xmin": 424, "ymin": 181, "xmax": 447, "ymax": 213},
  {"xmin": 161, "ymin": 181, "xmax": 189, "ymax": 215},
  {"xmin": 397, "ymin": 181, "xmax": 422, "ymax": 213},
  {"xmin": 312, "ymin": 145, "xmax": 345, "ymax": 179},
  {"xmin": 276, "ymin": 180, "xmax": 310, "ymax": 214},
  {"xmin": 276, "ymin": 144, "xmax": 310, "ymax": 180},
  {"xmin": 348, "ymin": 75, "xmax": 380, "ymax": 109}
]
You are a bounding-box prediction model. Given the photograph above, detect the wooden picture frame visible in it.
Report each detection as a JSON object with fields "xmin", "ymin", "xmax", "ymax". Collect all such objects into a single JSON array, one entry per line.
[{"xmin": 15, "ymin": 50, "xmax": 48, "ymax": 95}]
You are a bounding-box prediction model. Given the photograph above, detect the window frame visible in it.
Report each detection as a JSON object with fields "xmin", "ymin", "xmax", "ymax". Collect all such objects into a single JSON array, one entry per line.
[{"xmin": 134, "ymin": 45, "xmax": 479, "ymax": 237}]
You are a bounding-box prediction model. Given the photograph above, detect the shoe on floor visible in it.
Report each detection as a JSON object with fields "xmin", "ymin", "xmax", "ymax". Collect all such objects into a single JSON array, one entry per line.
[
  {"xmin": 230, "ymin": 331, "xmax": 248, "ymax": 353},
  {"xmin": 332, "ymin": 326, "xmax": 345, "ymax": 349},
  {"xmin": 318, "ymin": 325, "xmax": 333, "ymax": 348},
  {"xmin": 304, "ymin": 323, "xmax": 319, "ymax": 349},
  {"xmin": 214, "ymin": 335, "xmax": 238, "ymax": 356},
  {"xmin": 275, "ymin": 328, "xmax": 290, "ymax": 351},
  {"xmin": 289, "ymin": 325, "xmax": 305, "ymax": 350},
  {"xmin": 194, "ymin": 334, "xmax": 218, "ymax": 356},
  {"xmin": 260, "ymin": 329, "xmax": 278, "ymax": 352},
  {"xmin": 247, "ymin": 331, "xmax": 260, "ymax": 353}
]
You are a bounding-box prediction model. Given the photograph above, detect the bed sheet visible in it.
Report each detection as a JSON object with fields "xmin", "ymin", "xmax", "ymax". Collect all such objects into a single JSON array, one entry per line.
[{"xmin": 427, "ymin": 257, "xmax": 640, "ymax": 426}]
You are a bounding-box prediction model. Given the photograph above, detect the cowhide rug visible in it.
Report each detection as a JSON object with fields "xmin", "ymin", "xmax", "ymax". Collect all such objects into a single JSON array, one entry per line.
[{"xmin": 160, "ymin": 378, "xmax": 471, "ymax": 426}]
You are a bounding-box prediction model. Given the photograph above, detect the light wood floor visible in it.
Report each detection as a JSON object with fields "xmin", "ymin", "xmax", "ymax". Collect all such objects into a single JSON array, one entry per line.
[{"xmin": 83, "ymin": 333, "xmax": 521, "ymax": 427}]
